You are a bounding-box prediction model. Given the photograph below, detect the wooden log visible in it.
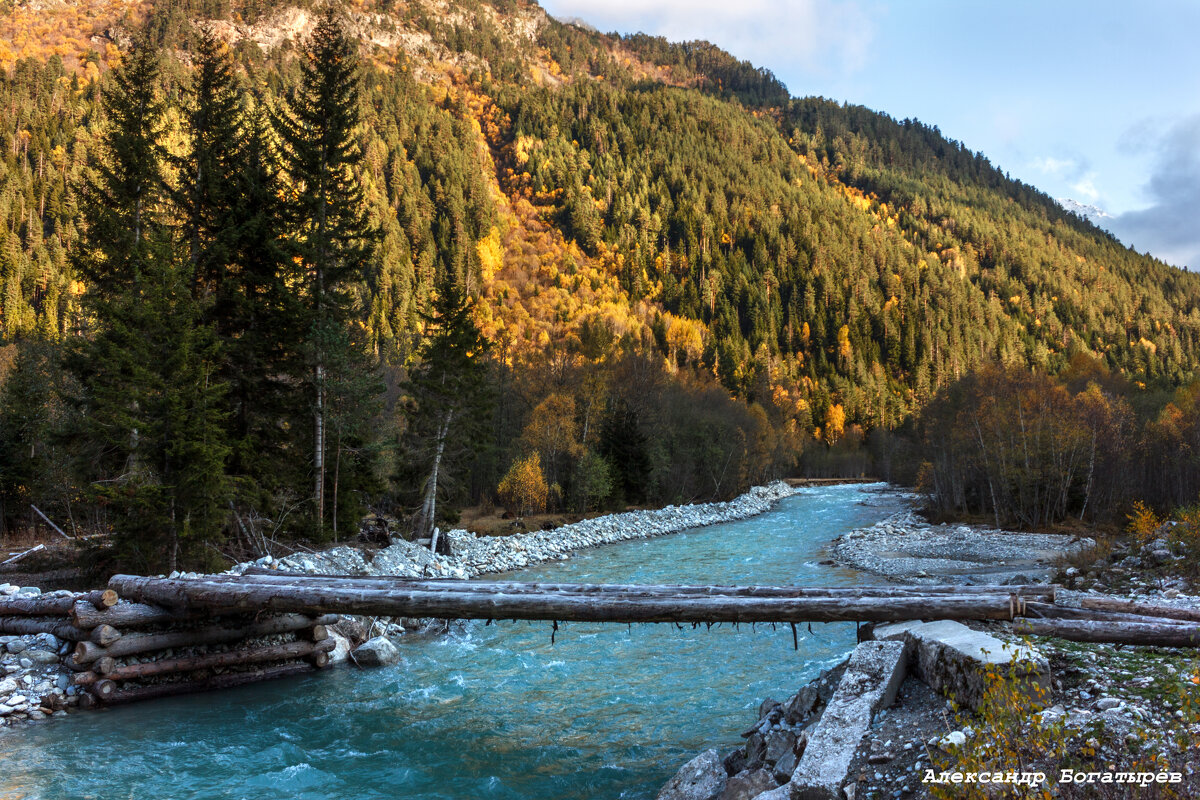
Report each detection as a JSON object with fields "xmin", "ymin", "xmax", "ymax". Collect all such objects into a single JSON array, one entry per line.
[
  {"xmin": 72, "ymin": 613, "xmax": 327, "ymax": 664},
  {"xmin": 88, "ymin": 638, "xmax": 335, "ymax": 681},
  {"xmin": 0, "ymin": 590, "xmax": 117, "ymax": 617},
  {"xmin": 308, "ymin": 624, "xmax": 328, "ymax": 642},
  {"xmin": 310, "ymin": 649, "xmax": 330, "ymax": 669},
  {"xmin": 90, "ymin": 624, "xmax": 122, "ymax": 647},
  {"xmin": 109, "ymin": 575, "xmax": 1023, "ymax": 624},
  {"xmin": 1078, "ymin": 597, "xmax": 1200, "ymax": 624},
  {"xmin": 1013, "ymin": 618, "xmax": 1200, "ymax": 647},
  {"xmin": 233, "ymin": 570, "xmax": 1059, "ymax": 600},
  {"xmin": 93, "ymin": 679, "xmax": 117, "ymax": 700},
  {"xmin": 70, "ymin": 600, "xmax": 192, "ymax": 630},
  {"xmin": 72, "ymin": 671, "xmax": 99, "ymax": 687},
  {"xmin": 0, "ymin": 615, "xmax": 91, "ymax": 642},
  {"xmin": 1024, "ymin": 601, "xmax": 1195, "ymax": 626},
  {"xmin": 96, "ymin": 662, "xmax": 317, "ymax": 705}
]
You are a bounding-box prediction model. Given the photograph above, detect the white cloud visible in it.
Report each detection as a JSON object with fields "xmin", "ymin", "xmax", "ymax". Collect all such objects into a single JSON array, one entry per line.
[
  {"xmin": 542, "ymin": 0, "xmax": 876, "ymax": 81},
  {"xmin": 1031, "ymin": 156, "xmax": 1076, "ymax": 176}
]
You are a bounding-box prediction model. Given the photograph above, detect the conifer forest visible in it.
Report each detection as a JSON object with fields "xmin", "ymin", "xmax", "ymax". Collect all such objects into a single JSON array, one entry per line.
[{"xmin": 3, "ymin": 0, "xmax": 1200, "ymax": 572}]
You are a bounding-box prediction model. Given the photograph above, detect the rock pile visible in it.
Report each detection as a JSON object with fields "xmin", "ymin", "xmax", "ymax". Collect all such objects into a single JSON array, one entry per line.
[
  {"xmin": 0, "ymin": 587, "xmax": 86, "ymax": 727},
  {"xmin": 657, "ymin": 663, "xmax": 848, "ymax": 800}
]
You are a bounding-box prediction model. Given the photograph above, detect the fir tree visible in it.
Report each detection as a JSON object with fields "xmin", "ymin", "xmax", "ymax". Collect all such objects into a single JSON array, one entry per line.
[
  {"xmin": 71, "ymin": 38, "xmax": 230, "ymax": 571},
  {"xmin": 274, "ymin": 8, "xmax": 377, "ymax": 536}
]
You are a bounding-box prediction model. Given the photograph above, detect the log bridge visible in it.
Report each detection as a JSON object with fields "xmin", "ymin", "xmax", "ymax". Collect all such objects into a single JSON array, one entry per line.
[{"xmin": 2, "ymin": 572, "xmax": 1197, "ymax": 711}]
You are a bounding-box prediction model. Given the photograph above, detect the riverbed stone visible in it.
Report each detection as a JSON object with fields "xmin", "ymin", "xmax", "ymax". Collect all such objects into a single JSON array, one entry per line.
[
  {"xmin": 657, "ymin": 748, "xmax": 727, "ymax": 800},
  {"xmin": 871, "ymin": 619, "xmax": 1050, "ymax": 711},
  {"xmin": 788, "ymin": 639, "xmax": 909, "ymax": 800},
  {"xmin": 351, "ymin": 636, "xmax": 400, "ymax": 667},
  {"xmin": 25, "ymin": 650, "xmax": 58, "ymax": 665},
  {"xmin": 719, "ymin": 768, "xmax": 777, "ymax": 800}
]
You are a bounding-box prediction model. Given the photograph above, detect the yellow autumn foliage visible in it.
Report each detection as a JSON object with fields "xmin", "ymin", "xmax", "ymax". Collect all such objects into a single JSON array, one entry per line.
[{"xmin": 497, "ymin": 452, "xmax": 548, "ymax": 516}]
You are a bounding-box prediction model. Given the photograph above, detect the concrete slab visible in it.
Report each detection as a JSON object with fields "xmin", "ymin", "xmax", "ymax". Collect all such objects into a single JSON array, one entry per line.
[
  {"xmin": 872, "ymin": 619, "xmax": 1050, "ymax": 712},
  {"xmin": 787, "ymin": 639, "xmax": 909, "ymax": 800}
]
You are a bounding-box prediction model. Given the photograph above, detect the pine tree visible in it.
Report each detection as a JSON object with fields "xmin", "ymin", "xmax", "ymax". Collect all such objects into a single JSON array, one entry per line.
[
  {"xmin": 274, "ymin": 8, "xmax": 377, "ymax": 536},
  {"xmin": 402, "ymin": 275, "xmax": 493, "ymax": 553}
]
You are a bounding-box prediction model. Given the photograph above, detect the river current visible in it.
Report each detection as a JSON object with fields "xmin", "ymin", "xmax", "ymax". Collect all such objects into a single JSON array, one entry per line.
[{"xmin": 0, "ymin": 483, "xmax": 904, "ymax": 800}]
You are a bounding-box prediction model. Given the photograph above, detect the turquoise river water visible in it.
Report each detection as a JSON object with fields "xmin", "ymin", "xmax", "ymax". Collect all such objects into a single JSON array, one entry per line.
[{"xmin": 0, "ymin": 483, "xmax": 904, "ymax": 800}]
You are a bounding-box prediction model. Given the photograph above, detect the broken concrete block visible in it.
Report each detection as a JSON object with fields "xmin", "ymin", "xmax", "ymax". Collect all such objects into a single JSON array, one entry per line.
[
  {"xmin": 788, "ymin": 639, "xmax": 909, "ymax": 800},
  {"xmin": 872, "ymin": 619, "xmax": 1050, "ymax": 711}
]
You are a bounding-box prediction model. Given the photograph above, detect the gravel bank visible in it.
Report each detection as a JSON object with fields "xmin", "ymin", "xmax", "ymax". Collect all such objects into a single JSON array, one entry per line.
[
  {"xmin": 228, "ymin": 480, "xmax": 798, "ymax": 580},
  {"xmin": 831, "ymin": 508, "xmax": 1095, "ymax": 584}
]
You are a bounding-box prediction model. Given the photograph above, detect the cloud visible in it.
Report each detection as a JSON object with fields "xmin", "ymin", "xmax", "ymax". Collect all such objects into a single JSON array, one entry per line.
[
  {"xmin": 1109, "ymin": 115, "xmax": 1200, "ymax": 270},
  {"xmin": 1031, "ymin": 156, "xmax": 1077, "ymax": 177},
  {"xmin": 542, "ymin": 0, "xmax": 876, "ymax": 82}
]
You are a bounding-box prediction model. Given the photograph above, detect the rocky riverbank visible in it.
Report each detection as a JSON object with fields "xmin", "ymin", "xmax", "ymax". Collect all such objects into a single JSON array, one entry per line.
[
  {"xmin": 657, "ymin": 509, "xmax": 1200, "ymax": 800},
  {"xmin": 228, "ymin": 480, "xmax": 799, "ymax": 580},
  {"xmin": 1, "ymin": 481, "xmax": 802, "ymax": 728}
]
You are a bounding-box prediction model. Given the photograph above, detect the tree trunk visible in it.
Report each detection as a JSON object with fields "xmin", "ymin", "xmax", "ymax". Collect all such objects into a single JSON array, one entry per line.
[
  {"xmin": 314, "ymin": 362, "xmax": 325, "ymax": 534},
  {"xmin": 1078, "ymin": 597, "xmax": 1200, "ymax": 623},
  {"xmin": 72, "ymin": 612, "xmax": 337, "ymax": 664},
  {"xmin": 92, "ymin": 662, "xmax": 317, "ymax": 705},
  {"xmin": 0, "ymin": 590, "xmax": 116, "ymax": 617},
  {"xmin": 1013, "ymin": 618, "xmax": 1200, "ymax": 647},
  {"xmin": 418, "ymin": 409, "xmax": 453, "ymax": 550},
  {"xmin": 79, "ymin": 637, "xmax": 335, "ymax": 681},
  {"xmin": 109, "ymin": 575, "xmax": 1023, "ymax": 624},
  {"xmin": 0, "ymin": 615, "xmax": 91, "ymax": 641},
  {"xmin": 71, "ymin": 600, "xmax": 191, "ymax": 630},
  {"xmin": 234, "ymin": 570, "xmax": 1057, "ymax": 600}
]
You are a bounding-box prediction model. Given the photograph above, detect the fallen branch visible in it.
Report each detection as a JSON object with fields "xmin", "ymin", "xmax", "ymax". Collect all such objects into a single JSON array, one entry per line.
[
  {"xmin": 1, "ymin": 544, "xmax": 44, "ymax": 567},
  {"xmin": 31, "ymin": 504, "xmax": 72, "ymax": 540}
]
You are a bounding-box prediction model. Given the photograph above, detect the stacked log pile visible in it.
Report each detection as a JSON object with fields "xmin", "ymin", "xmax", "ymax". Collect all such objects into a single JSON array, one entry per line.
[{"xmin": 0, "ymin": 588, "xmax": 337, "ymax": 708}]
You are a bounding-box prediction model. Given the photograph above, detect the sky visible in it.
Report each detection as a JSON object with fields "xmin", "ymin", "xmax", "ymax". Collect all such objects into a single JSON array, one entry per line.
[{"xmin": 537, "ymin": 0, "xmax": 1200, "ymax": 271}]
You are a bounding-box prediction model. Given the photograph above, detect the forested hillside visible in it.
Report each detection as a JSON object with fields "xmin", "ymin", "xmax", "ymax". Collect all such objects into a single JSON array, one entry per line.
[{"xmin": 2, "ymin": 0, "xmax": 1200, "ymax": 568}]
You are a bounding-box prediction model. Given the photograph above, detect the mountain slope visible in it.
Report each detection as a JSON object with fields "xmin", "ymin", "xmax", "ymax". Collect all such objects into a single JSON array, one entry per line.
[{"xmin": 3, "ymin": 0, "xmax": 1199, "ymax": 442}]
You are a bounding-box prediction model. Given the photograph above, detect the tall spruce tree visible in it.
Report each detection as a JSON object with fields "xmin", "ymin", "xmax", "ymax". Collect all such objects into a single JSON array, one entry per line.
[
  {"xmin": 72, "ymin": 38, "xmax": 230, "ymax": 571},
  {"xmin": 274, "ymin": 8, "xmax": 376, "ymax": 537},
  {"xmin": 179, "ymin": 35, "xmax": 302, "ymax": 494},
  {"xmin": 402, "ymin": 275, "xmax": 493, "ymax": 553}
]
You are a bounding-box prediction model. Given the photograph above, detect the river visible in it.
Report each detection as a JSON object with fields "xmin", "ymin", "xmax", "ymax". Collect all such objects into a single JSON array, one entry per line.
[{"xmin": 0, "ymin": 483, "xmax": 905, "ymax": 800}]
